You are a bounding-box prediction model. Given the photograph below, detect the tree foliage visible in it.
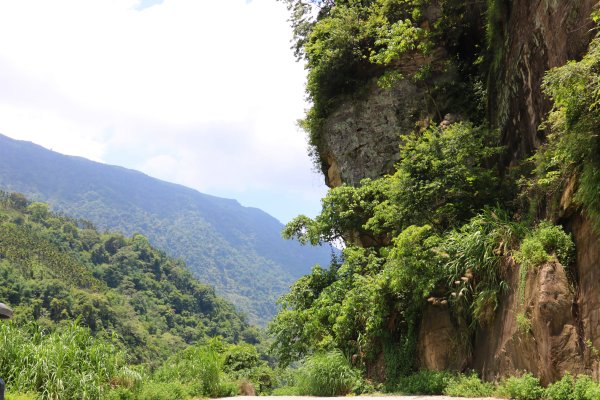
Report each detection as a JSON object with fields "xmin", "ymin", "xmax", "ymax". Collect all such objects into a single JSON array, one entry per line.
[
  {"xmin": 283, "ymin": 122, "xmax": 503, "ymax": 248},
  {"xmin": 279, "ymin": 0, "xmax": 487, "ymax": 170},
  {"xmin": 0, "ymin": 191, "xmax": 254, "ymax": 366},
  {"xmin": 273, "ymin": 120, "xmax": 520, "ymax": 371}
]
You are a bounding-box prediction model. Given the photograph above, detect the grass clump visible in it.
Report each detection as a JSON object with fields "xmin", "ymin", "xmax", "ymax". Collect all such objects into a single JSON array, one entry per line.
[
  {"xmin": 152, "ymin": 341, "xmax": 236, "ymax": 398},
  {"xmin": 514, "ymin": 222, "xmax": 574, "ymax": 270},
  {"xmin": 516, "ymin": 312, "xmax": 532, "ymax": 335},
  {"xmin": 395, "ymin": 370, "xmax": 454, "ymax": 395},
  {"xmin": 544, "ymin": 373, "xmax": 600, "ymax": 400},
  {"xmin": 0, "ymin": 322, "xmax": 127, "ymax": 400},
  {"xmin": 445, "ymin": 209, "xmax": 524, "ymax": 327},
  {"xmin": 444, "ymin": 373, "xmax": 495, "ymax": 397},
  {"xmin": 496, "ymin": 373, "xmax": 544, "ymax": 400},
  {"xmin": 296, "ymin": 350, "xmax": 360, "ymax": 396}
]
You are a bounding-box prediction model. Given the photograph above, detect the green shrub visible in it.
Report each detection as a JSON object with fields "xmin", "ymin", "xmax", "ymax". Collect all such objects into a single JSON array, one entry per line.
[
  {"xmin": 138, "ymin": 382, "xmax": 191, "ymax": 400},
  {"xmin": 444, "ymin": 373, "xmax": 495, "ymax": 397},
  {"xmin": 514, "ymin": 222, "xmax": 575, "ymax": 306},
  {"xmin": 573, "ymin": 375, "xmax": 600, "ymax": 400},
  {"xmin": 396, "ymin": 370, "xmax": 454, "ymax": 395},
  {"xmin": 222, "ymin": 343, "xmax": 259, "ymax": 375},
  {"xmin": 581, "ymin": 383, "xmax": 600, "ymax": 400},
  {"xmin": 153, "ymin": 342, "xmax": 224, "ymax": 397},
  {"xmin": 545, "ymin": 373, "xmax": 575, "ymax": 400},
  {"xmin": 351, "ymin": 378, "xmax": 377, "ymax": 395},
  {"xmin": 5, "ymin": 393, "xmax": 38, "ymax": 400},
  {"xmin": 496, "ymin": 373, "xmax": 544, "ymax": 400},
  {"xmin": 543, "ymin": 373, "xmax": 600, "ymax": 400},
  {"xmin": 296, "ymin": 351, "xmax": 359, "ymax": 396},
  {"xmin": 271, "ymin": 386, "xmax": 300, "ymax": 395},
  {"xmin": 514, "ymin": 222, "xmax": 574, "ymax": 270}
]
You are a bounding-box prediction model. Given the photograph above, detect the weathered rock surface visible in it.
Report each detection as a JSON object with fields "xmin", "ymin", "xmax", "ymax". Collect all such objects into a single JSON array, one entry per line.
[
  {"xmin": 472, "ymin": 260, "xmax": 584, "ymax": 385},
  {"xmin": 490, "ymin": 0, "xmax": 597, "ymax": 166},
  {"xmin": 321, "ymin": 79, "xmax": 428, "ymax": 188},
  {"xmin": 417, "ymin": 304, "xmax": 467, "ymax": 371},
  {"xmin": 569, "ymin": 215, "xmax": 600, "ymax": 381}
]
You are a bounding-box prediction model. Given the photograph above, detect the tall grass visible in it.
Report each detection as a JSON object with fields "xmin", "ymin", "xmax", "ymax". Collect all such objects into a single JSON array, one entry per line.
[
  {"xmin": 0, "ymin": 322, "xmax": 127, "ymax": 399},
  {"xmin": 296, "ymin": 350, "xmax": 359, "ymax": 396},
  {"xmin": 152, "ymin": 342, "xmax": 235, "ymax": 398}
]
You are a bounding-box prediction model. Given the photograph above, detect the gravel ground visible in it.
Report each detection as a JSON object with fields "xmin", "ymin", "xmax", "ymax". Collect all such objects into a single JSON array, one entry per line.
[{"xmin": 217, "ymin": 396, "xmax": 505, "ymax": 400}]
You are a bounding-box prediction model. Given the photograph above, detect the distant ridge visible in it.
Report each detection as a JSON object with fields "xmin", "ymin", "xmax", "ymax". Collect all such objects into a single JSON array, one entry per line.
[{"xmin": 0, "ymin": 133, "xmax": 331, "ymax": 324}]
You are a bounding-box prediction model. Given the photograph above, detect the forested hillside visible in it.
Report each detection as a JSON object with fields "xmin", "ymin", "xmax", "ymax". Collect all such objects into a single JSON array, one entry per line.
[
  {"xmin": 0, "ymin": 133, "xmax": 332, "ymax": 325},
  {"xmin": 270, "ymin": 0, "xmax": 600, "ymax": 390},
  {"xmin": 0, "ymin": 191, "xmax": 286, "ymax": 399},
  {"xmin": 0, "ymin": 191, "xmax": 255, "ymax": 363}
]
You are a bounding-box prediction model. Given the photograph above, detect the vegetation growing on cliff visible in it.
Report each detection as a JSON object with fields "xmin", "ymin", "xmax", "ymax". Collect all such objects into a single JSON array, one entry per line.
[
  {"xmin": 532, "ymin": 36, "xmax": 600, "ymax": 230},
  {"xmin": 275, "ymin": 0, "xmax": 599, "ymax": 390},
  {"xmin": 280, "ymin": 0, "xmax": 487, "ymax": 171},
  {"xmin": 273, "ymin": 121, "xmax": 533, "ymax": 376}
]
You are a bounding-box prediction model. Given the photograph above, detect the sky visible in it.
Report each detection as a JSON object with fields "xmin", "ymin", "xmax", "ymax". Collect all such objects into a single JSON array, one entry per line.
[{"xmin": 0, "ymin": 0, "xmax": 328, "ymax": 223}]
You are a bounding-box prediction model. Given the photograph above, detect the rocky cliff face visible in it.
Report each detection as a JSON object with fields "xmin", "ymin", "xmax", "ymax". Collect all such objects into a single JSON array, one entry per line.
[
  {"xmin": 321, "ymin": 78, "xmax": 427, "ymax": 187},
  {"xmin": 570, "ymin": 215, "xmax": 600, "ymax": 381},
  {"xmin": 490, "ymin": 0, "xmax": 597, "ymax": 166},
  {"xmin": 320, "ymin": 0, "xmax": 597, "ymax": 186},
  {"xmin": 468, "ymin": 0, "xmax": 599, "ymax": 382},
  {"xmin": 314, "ymin": 0, "xmax": 600, "ymax": 382},
  {"xmin": 417, "ymin": 259, "xmax": 589, "ymax": 384},
  {"xmin": 471, "ymin": 260, "xmax": 585, "ymax": 385}
]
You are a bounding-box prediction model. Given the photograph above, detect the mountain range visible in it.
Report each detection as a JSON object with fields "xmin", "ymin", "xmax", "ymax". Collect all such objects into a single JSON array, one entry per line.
[{"xmin": 0, "ymin": 133, "xmax": 331, "ymax": 325}]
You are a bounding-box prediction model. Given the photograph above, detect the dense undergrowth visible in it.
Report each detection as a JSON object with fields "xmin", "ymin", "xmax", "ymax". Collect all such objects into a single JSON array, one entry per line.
[
  {"xmin": 270, "ymin": 361, "xmax": 600, "ymax": 400},
  {"xmin": 1, "ymin": 322, "xmax": 279, "ymax": 399}
]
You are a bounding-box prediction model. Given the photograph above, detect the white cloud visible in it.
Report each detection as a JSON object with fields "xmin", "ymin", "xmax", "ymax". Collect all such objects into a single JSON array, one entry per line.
[{"xmin": 0, "ymin": 0, "xmax": 327, "ymax": 222}]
